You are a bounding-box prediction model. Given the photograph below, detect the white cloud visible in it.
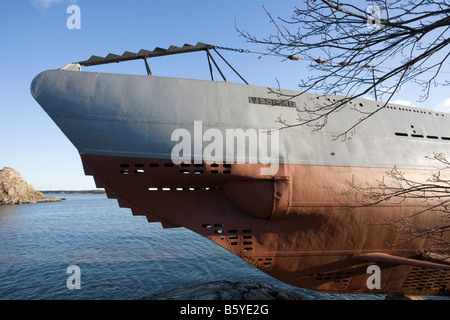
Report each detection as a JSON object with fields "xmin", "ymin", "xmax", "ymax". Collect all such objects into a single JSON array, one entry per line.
[
  {"xmin": 389, "ymin": 99, "xmax": 413, "ymax": 106},
  {"xmin": 31, "ymin": 0, "xmax": 64, "ymax": 10},
  {"xmin": 31, "ymin": 0, "xmax": 77, "ymax": 11},
  {"xmin": 436, "ymin": 98, "xmax": 450, "ymax": 112},
  {"xmin": 390, "ymin": 99, "xmax": 413, "ymax": 106}
]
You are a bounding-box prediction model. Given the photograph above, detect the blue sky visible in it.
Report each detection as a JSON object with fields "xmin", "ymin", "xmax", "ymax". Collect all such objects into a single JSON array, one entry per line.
[{"xmin": 1, "ymin": 0, "xmax": 449, "ymax": 190}]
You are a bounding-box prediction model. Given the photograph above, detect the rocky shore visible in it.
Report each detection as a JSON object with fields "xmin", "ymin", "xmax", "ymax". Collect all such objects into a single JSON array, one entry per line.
[
  {"xmin": 141, "ymin": 280, "xmax": 430, "ymax": 300},
  {"xmin": 141, "ymin": 281, "xmax": 304, "ymax": 300},
  {"xmin": 0, "ymin": 167, "xmax": 62, "ymax": 205}
]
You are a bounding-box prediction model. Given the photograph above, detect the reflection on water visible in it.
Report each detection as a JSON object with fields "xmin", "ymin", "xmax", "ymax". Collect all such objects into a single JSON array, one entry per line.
[{"xmin": 0, "ymin": 193, "xmax": 386, "ymax": 300}]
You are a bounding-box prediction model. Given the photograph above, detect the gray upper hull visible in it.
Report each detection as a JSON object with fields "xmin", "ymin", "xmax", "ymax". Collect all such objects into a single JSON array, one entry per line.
[{"xmin": 31, "ymin": 69, "xmax": 450, "ymax": 169}]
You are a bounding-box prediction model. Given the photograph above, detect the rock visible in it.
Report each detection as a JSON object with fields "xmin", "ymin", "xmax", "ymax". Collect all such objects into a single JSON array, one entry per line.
[
  {"xmin": 140, "ymin": 280, "xmax": 303, "ymax": 300},
  {"xmin": 385, "ymin": 294, "xmax": 426, "ymax": 300},
  {"xmin": 0, "ymin": 167, "xmax": 62, "ymax": 205}
]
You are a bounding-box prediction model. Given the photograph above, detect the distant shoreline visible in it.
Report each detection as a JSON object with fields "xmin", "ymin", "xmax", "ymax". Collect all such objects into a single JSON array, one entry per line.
[{"xmin": 40, "ymin": 190, "xmax": 106, "ymax": 194}]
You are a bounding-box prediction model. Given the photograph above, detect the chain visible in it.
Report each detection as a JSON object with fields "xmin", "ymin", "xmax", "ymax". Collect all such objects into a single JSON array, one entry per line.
[
  {"xmin": 212, "ymin": 45, "xmax": 249, "ymax": 53},
  {"xmin": 213, "ymin": 45, "xmax": 301, "ymax": 61}
]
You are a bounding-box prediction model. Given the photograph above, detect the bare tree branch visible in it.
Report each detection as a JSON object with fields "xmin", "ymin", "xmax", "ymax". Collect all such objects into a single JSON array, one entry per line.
[
  {"xmin": 236, "ymin": 0, "xmax": 450, "ymax": 138},
  {"xmin": 346, "ymin": 153, "xmax": 450, "ymax": 254}
]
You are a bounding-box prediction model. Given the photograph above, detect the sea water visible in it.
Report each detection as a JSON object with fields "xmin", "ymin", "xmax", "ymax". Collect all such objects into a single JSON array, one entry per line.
[{"xmin": 0, "ymin": 193, "xmax": 387, "ymax": 300}]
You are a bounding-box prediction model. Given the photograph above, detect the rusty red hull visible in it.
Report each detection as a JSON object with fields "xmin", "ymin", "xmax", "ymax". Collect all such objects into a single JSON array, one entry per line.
[{"xmin": 82, "ymin": 154, "xmax": 450, "ymax": 296}]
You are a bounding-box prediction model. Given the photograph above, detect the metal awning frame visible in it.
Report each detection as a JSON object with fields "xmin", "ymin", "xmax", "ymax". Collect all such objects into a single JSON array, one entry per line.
[{"xmin": 76, "ymin": 42, "xmax": 248, "ymax": 84}]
